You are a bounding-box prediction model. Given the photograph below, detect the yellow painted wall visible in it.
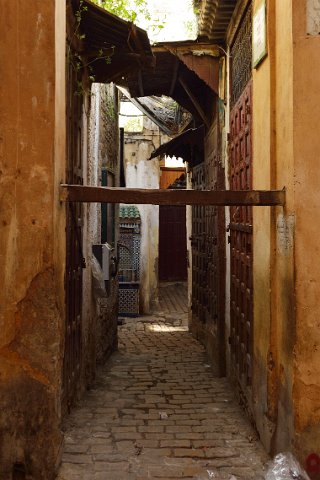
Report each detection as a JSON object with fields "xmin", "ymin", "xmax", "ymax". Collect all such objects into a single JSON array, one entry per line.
[
  {"xmin": 253, "ymin": 0, "xmax": 296, "ymax": 454},
  {"xmin": 0, "ymin": 1, "xmax": 66, "ymax": 477},
  {"xmin": 252, "ymin": 0, "xmax": 320, "ymax": 460},
  {"xmin": 291, "ymin": 0, "xmax": 320, "ymax": 459},
  {"xmin": 252, "ymin": 0, "xmax": 273, "ymax": 450}
]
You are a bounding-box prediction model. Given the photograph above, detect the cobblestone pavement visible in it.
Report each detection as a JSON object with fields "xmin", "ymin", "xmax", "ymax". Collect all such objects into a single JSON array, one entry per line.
[{"xmin": 57, "ymin": 286, "xmax": 268, "ymax": 480}]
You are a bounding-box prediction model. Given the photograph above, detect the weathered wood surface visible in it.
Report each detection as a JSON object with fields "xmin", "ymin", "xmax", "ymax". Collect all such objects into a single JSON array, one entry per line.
[{"xmin": 60, "ymin": 185, "xmax": 286, "ymax": 206}]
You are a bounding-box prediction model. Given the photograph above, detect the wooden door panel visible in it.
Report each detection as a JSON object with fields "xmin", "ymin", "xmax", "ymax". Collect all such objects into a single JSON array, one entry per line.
[
  {"xmin": 191, "ymin": 119, "xmax": 226, "ymax": 375},
  {"xmin": 229, "ymin": 82, "xmax": 253, "ymax": 387},
  {"xmin": 63, "ymin": 58, "xmax": 84, "ymax": 414},
  {"xmin": 159, "ymin": 205, "xmax": 187, "ymax": 281}
]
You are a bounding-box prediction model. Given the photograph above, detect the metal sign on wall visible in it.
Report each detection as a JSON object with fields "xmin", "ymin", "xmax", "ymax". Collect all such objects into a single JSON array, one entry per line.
[{"xmin": 252, "ymin": 0, "xmax": 267, "ymax": 68}]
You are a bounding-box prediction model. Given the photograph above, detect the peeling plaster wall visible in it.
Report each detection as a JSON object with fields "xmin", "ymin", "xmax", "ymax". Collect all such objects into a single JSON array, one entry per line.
[
  {"xmin": 0, "ymin": 1, "xmax": 66, "ymax": 478},
  {"xmin": 82, "ymin": 90, "xmax": 97, "ymax": 388},
  {"xmin": 124, "ymin": 118, "xmax": 170, "ymax": 313},
  {"xmin": 84, "ymin": 83, "xmax": 119, "ymax": 372}
]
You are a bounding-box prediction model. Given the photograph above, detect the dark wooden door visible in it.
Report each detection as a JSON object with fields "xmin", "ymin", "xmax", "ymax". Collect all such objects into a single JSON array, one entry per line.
[
  {"xmin": 191, "ymin": 163, "xmax": 207, "ymax": 322},
  {"xmin": 191, "ymin": 119, "xmax": 226, "ymax": 375},
  {"xmin": 159, "ymin": 205, "xmax": 187, "ymax": 281},
  {"xmin": 62, "ymin": 58, "xmax": 84, "ymax": 414},
  {"xmin": 229, "ymin": 3, "xmax": 253, "ymax": 392}
]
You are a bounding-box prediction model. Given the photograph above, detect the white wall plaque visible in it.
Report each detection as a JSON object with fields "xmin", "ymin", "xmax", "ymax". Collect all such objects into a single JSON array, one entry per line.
[
  {"xmin": 307, "ymin": 0, "xmax": 320, "ymax": 35},
  {"xmin": 252, "ymin": 0, "xmax": 267, "ymax": 68}
]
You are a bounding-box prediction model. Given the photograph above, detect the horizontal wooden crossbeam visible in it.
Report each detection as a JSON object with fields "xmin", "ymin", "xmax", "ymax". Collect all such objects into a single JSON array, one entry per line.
[{"xmin": 60, "ymin": 185, "xmax": 286, "ymax": 206}]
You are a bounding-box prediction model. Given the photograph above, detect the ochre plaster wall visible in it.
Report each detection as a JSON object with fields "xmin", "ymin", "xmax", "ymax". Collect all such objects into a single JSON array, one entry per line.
[
  {"xmin": 291, "ymin": 0, "xmax": 320, "ymax": 459},
  {"xmin": 272, "ymin": 0, "xmax": 295, "ymax": 454},
  {"xmin": 0, "ymin": 1, "xmax": 66, "ymax": 478},
  {"xmin": 252, "ymin": 0, "xmax": 295, "ymax": 454},
  {"xmin": 252, "ymin": 1, "xmax": 272, "ymax": 450},
  {"xmin": 252, "ymin": 0, "xmax": 320, "ymax": 460}
]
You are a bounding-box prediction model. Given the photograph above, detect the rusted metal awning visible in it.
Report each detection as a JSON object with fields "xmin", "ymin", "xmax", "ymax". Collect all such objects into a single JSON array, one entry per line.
[
  {"xmin": 149, "ymin": 125, "xmax": 205, "ymax": 161},
  {"xmin": 154, "ymin": 41, "xmax": 220, "ymax": 94},
  {"xmin": 78, "ymin": 0, "xmax": 154, "ymax": 83},
  {"xmin": 60, "ymin": 185, "xmax": 286, "ymax": 206},
  {"xmin": 124, "ymin": 49, "xmax": 214, "ymax": 125}
]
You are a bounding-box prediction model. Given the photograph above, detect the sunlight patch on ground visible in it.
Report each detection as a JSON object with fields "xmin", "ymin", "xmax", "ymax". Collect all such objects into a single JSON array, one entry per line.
[{"xmin": 146, "ymin": 324, "xmax": 188, "ymax": 332}]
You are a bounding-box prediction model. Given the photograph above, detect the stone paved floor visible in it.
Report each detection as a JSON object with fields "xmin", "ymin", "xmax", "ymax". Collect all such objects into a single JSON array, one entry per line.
[
  {"xmin": 57, "ymin": 284, "xmax": 268, "ymax": 480},
  {"xmin": 158, "ymin": 282, "xmax": 188, "ymax": 316}
]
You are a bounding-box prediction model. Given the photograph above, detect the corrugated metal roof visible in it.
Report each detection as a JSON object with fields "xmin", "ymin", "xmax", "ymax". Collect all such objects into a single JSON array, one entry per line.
[
  {"xmin": 82, "ymin": 0, "xmax": 152, "ymax": 54},
  {"xmin": 74, "ymin": 0, "xmax": 154, "ymax": 84},
  {"xmin": 124, "ymin": 50, "xmax": 215, "ymax": 125}
]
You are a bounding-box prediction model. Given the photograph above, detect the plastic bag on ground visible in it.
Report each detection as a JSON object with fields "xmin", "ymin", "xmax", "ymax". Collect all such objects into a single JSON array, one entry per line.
[{"xmin": 265, "ymin": 452, "xmax": 310, "ymax": 480}]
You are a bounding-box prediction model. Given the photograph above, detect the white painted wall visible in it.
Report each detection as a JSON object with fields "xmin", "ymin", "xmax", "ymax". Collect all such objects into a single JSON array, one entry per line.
[
  {"xmin": 123, "ymin": 117, "xmax": 170, "ymax": 313},
  {"xmin": 83, "ymin": 83, "xmax": 120, "ymax": 365}
]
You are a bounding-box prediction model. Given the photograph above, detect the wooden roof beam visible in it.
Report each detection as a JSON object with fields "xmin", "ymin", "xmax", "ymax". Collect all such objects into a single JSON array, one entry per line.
[
  {"xmin": 169, "ymin": 57, "xmax": 180, "ymax": 96},
  {"xmin": 178, "ymin": 76, "xmax": 210, "ymax": 128},
  {"xmin": 60, "ymin": 185, "xmax": 286, "ymax": 207}
]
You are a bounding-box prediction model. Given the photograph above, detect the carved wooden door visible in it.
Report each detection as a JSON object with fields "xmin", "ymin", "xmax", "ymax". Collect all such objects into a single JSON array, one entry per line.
[
  {"xmin": 229, "ymin": 3, "xmax": 253, "ymax": 392},
  {"xmin": 191, "ymin": 121, "xmax": 226, "ymax": 375}
]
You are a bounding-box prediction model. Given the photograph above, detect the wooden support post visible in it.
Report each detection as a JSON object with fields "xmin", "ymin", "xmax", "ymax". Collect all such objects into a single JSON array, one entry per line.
[{"xmin": 60, "ymin": 185, "xmax": 286, "ymax": 206}]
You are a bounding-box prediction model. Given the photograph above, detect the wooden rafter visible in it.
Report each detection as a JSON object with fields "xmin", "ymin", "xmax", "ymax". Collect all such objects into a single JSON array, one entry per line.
[
  {"xmin": 60, "ymin": 185, "xmax": 286, "ymax": 206},
  {"xmin": 169, "ymin": 57, "xmax": 180, "ymax": 96},
  {"xmin": 178, "ymin": 76, "xmax": 210, "ymax": 128}
]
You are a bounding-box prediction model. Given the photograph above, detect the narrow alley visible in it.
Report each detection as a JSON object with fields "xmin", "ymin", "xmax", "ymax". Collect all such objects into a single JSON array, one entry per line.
[{"xmin": 57, "ymin": 284, "xmax": 268, "ymax": 480}]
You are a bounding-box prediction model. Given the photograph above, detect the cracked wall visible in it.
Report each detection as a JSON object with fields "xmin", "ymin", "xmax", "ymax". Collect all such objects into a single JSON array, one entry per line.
[
  {"xmin": 0, "ymin": 1, "xmax": 66, "ymax": 478},
  {"xmin": 252, "ymin": 0, "xmax": 320, "ymax": 463},
  {"xmin": 124, "ymin": 117, "xmax": 170, "ymax": 313},
  {"xmin": 85, "ymin": 83, "xmax": 119, "ymax": 370}
]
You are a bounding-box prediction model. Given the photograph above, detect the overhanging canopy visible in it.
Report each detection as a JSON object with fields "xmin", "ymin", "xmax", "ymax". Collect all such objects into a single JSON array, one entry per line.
[
  {"xmin": 149, "ymin": 125, "xmax": 205, "ymax": 163},
  {"xmin": 124, "ymin": 50, "xmax": 215, "ymax": 126},
  {"xmin": 76, "ymin": 0, "xmax": 154, "ymax": 84}
]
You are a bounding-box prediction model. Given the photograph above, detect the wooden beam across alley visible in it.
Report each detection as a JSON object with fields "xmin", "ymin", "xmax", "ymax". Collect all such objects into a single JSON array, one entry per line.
[{"xmin": 60, "ymin": 185, "xmax": 286, "ymax": 206}]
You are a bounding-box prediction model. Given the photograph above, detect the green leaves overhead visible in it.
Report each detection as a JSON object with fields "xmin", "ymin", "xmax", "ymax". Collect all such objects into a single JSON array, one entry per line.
[{"xmin": 92, "ymin": 0, "xmax": 151, "ymax": 23}]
